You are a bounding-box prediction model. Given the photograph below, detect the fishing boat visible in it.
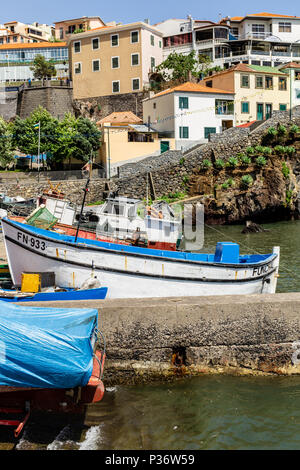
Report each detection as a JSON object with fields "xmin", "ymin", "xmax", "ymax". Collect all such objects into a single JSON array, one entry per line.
[
  {"xmin": 0, "ymin": 301, "xmax": 105, "ymax": 437},
  {"xmin": 12, "ymin": 192, "xmax": 182, "ymax": 251},
  {"xmin": 1, "ymin": 217, "xmax": 280, "ymax": 299},
  {"xmin": 0, "ymin": 286, "xmax": 108, "ymax": 302}
]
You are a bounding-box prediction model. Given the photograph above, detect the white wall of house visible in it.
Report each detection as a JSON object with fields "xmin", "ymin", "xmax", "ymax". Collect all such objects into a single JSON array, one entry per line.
[
  {"xmin": 143, "ymin": 90, "xmax": 235, "ymax": 150},
  {"xmin": 0, "ymin": 63, "xmax": 69, "ymax": 82}
]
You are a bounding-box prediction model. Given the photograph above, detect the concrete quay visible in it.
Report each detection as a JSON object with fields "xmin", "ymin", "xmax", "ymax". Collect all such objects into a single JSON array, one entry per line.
[{"xmin": 19, "ymin": 292, "xmax": 300, "ymax": 384}]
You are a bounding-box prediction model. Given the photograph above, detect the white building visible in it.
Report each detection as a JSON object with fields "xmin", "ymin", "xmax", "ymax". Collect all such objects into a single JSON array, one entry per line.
[
  {"xmin": 280, "ymin": 62, "xmax": 300, "ymax": 108},
  {"xmin": 155, "ymin": 13, "xmax": 300, "ymax": 70},
  {"xmin": 143, "ymin": 82, "xmax": 235, "ymax": 151}
]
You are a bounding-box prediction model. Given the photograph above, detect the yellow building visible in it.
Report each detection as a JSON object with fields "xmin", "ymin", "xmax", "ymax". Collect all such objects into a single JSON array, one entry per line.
[
  {"xmin": 54, "ymin": 16, "xmax": 105, "ymax": 41},
  {"xmin": 68, "ymin": 22, "xmax": 163, "ymax": 99},
  {"xmin": 201, "ymin": 63, "xmax": 290, "ymax": 125},
  {"xmin": 98, "ymin": 111, "xmax": 175, "ymax": 177}
]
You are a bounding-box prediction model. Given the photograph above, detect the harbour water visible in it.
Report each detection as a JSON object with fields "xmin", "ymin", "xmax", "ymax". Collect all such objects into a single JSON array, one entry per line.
[{"xmin": 0, "ymin": 220, "xmax": 300, "ymax": 450}]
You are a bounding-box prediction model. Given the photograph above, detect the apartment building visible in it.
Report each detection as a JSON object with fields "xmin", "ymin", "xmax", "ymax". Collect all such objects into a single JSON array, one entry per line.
[
  {"xmin": 219, "ymin": 12, "xmax": 300, "ymax": 68},
  {"xmin": 54, "ymin": 16, "xmax": 106, "ymax": 41},
  {"xmin": 201, "ymin": 63, "xmax": 290, "ymax": 125},
  {"xmin": 143, "ymin": 82, "xmax": 235, "ymax": 150},
  {"xmin": 69, "ymin": 22, "xmax": 163, "ymax": 99},
  {"xmin": 156, "ymin": 13, "xmax": 300, "ymax": 70},
  {"xmin": 155, "ymin": 17, "xmax": 231, "ymax": 65},
  {"xmin": 0, "ymin": 21, "xmax": 54, "ymax": 45},
  {"xmin": 0, "ymin": 42, "xmax": 68, "ymax": 82}
]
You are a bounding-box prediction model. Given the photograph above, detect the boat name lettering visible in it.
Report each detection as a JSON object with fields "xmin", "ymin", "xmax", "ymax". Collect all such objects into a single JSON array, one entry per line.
[
  {"xmin": 17, "ymin": 232, "xmax": 46, "ymax": 251},
  {"xmin": 252, "ymin": 263, "xmax": 273, "ymax": 277}
]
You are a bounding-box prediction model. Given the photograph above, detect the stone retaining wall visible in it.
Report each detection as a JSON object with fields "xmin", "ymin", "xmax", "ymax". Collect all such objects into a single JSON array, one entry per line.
[{"xmin": 19, "ymin": 293, "xmax": 300, "ymax": 384}]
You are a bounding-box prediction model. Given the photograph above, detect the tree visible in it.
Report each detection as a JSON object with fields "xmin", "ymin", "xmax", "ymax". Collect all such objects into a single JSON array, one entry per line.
[
  {"xmin": 30, "ymin": 54, "xmax": 57, "ymax": 80},
  {"xmin": 155, "ymin": 51, "xmax": 199, "ymax": 83},
  {"xmin": 0, "ymin": 117, "xmax": 14, "ymax": 168},
  {"xmin": 12, "ymin": 106, "xmax": 58, "ymax": 158},
  {"xmin": 11, "ymin": 107, "xmax": 102, "ymax": 170}
]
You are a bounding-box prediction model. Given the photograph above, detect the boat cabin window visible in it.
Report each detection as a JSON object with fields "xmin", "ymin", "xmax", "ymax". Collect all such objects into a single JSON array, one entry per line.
[
  {"xmin": 102, "ymin": 202, "xmax": 125, "ymax": 216},
  {"xmin": 128, "ymin": 205, "xmax": 137, "ymax": 218}
]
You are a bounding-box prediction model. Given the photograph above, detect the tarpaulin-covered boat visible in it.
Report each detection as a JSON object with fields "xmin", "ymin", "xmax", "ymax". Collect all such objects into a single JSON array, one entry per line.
[{"xmin": 0, "ymin": 301, "xmax": 105, "ymax": 437}]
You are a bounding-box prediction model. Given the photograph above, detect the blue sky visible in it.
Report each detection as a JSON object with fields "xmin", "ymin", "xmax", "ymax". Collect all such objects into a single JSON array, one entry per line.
[{"xmin": 1, "ymin": 0, "xmax": 298, "ymax": 26}]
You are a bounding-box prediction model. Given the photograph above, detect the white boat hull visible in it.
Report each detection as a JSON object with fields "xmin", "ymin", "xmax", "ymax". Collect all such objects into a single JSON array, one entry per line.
[{"xmin": 1, "ymin": 218, "xmax": 280, "ymax": 299}]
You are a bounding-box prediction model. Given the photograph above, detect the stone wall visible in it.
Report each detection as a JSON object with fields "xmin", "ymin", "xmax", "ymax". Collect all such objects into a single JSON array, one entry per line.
[
  {"xmin": 73, "ymin": 90, "xmax": 150, "ymax": 121},
  {"xmin": 18, "ymin": 86, "xmax": 74, "ymax": 119},
  {"xmin": 21, "ymin": 293, "xmax": 300, "ymax": 384}
]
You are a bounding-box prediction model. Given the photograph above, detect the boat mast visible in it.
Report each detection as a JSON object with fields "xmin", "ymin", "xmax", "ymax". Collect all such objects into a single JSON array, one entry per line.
[{"xmin": 75, "ymin": 176, "xmax": 90, "ymax": 243}]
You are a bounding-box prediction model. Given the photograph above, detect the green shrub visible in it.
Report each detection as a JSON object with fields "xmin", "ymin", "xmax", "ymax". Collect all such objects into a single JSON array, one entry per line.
[
  {"xmin": 246, "ymin": 146, "xmax": 255, "ymax": 155},
  {"xmin": 277, "ymin": 124, "xmax": 287, "ymax": 136},
  {"xmin": 285, "ymin": 146, "xmax": 296, "ymax": 156},
  {"xmin": 286, "ymin": 189, "xmax": 293, "ymax": 205},
  {"xmin": 226, "ymin": 156, "xmax": 239, "ymax": 168},
  {"xmin": 282, "ymin": 162, "xmax": 290, "ymax": 178},
  {"xmin": 241, "ymin": 174, "xmax": 254, "ymax": 188},
  {"xmin": 226, "ymin": 177, "xmax": 235, "ymax": 187},
  {"xmin": 274, "ymin": 145, "xmax": 286, "ymax": 155},
  {"xmin": 262, "ymin": 146, "xmax": 272, "ymax": 156},
  {"xmin": 240, "ymin": 155, "xmax": 252, "ymax": 166},
  {"xmin": 290, "ymin": 124, "xmax": 299, "ymax": 135},
  {"xmin": 221, "ymin": 178, "xmax": 235, "ymax": 190},
  {"xmin": 215, "ymin": 158, "xmax": 225, "ymax": 169},
  {"xmin": 254, "ymin": 145, "xmax": 265, "ymax": 154},
  {"xmin": 267, "ymin": 127, "xmax": 277, "ymax": 137},
  {"xmin": 255, "ymin": 156, "xmax": 267, "ymax": 167},
  {"xmin": 201, "ymin": 159, "xmax": 212, "ymax": 169},
  {"xmin": 179, "ymin": 157, "xmax": 185, "ymax": 165}
]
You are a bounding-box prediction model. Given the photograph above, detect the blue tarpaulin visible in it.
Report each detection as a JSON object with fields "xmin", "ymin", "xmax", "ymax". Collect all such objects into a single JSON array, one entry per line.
[{"xmin": 0, "ymin": 301, "xmax": 98, "ymax": 389}]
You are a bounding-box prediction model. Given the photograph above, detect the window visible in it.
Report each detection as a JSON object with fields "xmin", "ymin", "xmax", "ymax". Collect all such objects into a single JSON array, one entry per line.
[
  {"xmin": 92, "ymin": 59, "xmax": 100, "ymax": 72},
  {"xmin": 131, "ymin": 31, "xmax": 139, "ymax": 43},
  {"xmin": 132, "ymin": 78, "xmax": 140, "ymax": 91},
  {"xmin": 74, "ymin": 62, "xmax": 81, "ymax": 74},
  {"xmin": 255, "ymin": 76, "xmax": 263, "ymax": 88},
  {"xmin": 112, "ymin": 81, "xmax": 120, "ymax": 93},
  {"xmin": 215, "ymin": 100, "xmax": 234, "ymax": 115},
  {"xmin": 279, "ymin": 104, "xmax": 287, "ymax": 111},
  {"xmin": 252, "ymin": 24, "xmax": 265, "ymax": 38},
  {"xmin": 151, "ymin": 57, "xmax": 155, "ymax": 69},
  {"xmin": 92, "ymin": 37, "xmax": 99, "ymax": 50},
  {"xmin": 279, "ymin": 22, "xmax": 291, "ymax": 32},
  {"xmin": 150, "ymin": 34, "xmax": 154, "ymax": 46},
  {"xmin": 179, "ymin": 126, "xmax": 189, "ymax": 139},
  {"xmin": 279, "ymin": 77, "xmax": 287, "ymax": 90},
  {"xmin": 131, "ymin": 53, "xmax": 139, "ymax": 66},
  {"xmin": 111, "ymin": 34, "xmax": 119, "ymax": 46},
  {"xmin": 241, "ymin": 74, "xmax": 249, "ymax": 88},
  {"xmin": 111, "ymin": 56, "xmax": 119, "ymax": 68},
  {"xmin": 59, "ymin": 27, "xmax": 64, "ymax": 39},
  {"xmin": 13, "ymin": 36, "xmax": 17, "ymax": 43},
  {"xmin": 74, "ymin": 41, "xmax": 81, "ymax": 53},
  {"xmin": 159, "ymin": 40, "xmax": 162, "ymax": 48},
  {"xmin": 265, "ymin": 76, "xmax": 273, "ymax": 89},
  {"xmin": 204, "ymin": 127, "xmax": 216, "ymax": 139},
  {"xmin": 230, "ymin": 27, "xmax": 239, "ymax": 37},
  {"xmin": 179, "ymin": 97, "xmax": 189, "ymax": 109},
  {"xmin": 153, "ymin": 103, "xmax": 156, "ymax": 109},
  {"xmin": 241, "ymin": 102, "xmax": 249, "ymax": 113}
]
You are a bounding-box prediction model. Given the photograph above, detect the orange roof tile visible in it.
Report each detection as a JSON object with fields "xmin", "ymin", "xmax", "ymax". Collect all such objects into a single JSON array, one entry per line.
[
  {"xmin": 0, "ymin": 41, "xmax": 67, "ymax": 50},
  {"xmin": 230, "ymin": 12, "xmax": 300, "ymax": 21},
  {"xmin": 152, "ymin": 81, "xmax": 234, "ymax": 98},
  {"xmin": 97, "ymin": 111, "xmax": 143, "ymax": 125}
]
